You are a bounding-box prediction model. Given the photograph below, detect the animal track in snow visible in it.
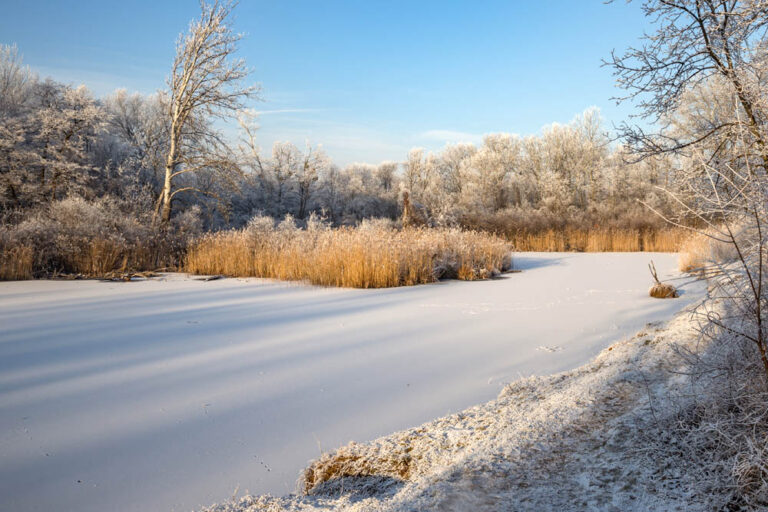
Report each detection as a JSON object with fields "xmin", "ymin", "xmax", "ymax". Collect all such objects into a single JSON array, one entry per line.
[{"xmin": 537, "ymin": 345, "xmax": 564, "ymax": 353}]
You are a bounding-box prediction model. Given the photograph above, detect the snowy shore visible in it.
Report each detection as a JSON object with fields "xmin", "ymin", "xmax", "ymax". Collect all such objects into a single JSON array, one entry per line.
[
  {"xmin": 0, "ymin": 253, "xmax": 703, "ymax": 511},
  {"xmin": 206, "ymin": 290, "xmax": 709, "ymax": 511}
]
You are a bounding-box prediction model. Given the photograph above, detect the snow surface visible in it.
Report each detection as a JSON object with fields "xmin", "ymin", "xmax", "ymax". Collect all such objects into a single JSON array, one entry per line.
[
  {"xmin": 213, "ymin": 289, "xmax": 712, "ymax": 511},
  {"xmin": 0, "ymin": 252, "xmax": 704, "ymax": 512}
]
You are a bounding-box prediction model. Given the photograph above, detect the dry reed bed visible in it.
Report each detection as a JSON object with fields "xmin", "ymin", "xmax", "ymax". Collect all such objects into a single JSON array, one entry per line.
[
  {"xmin": 0, "ymin": 237, "xmax": 181, "ymax": 280},
  {"xmin": 185, "ymin": 224, "xmax": 513, "ymax": 288},
  {"xmin": 508, "ymin": 227, "xmax": 687, "ymax": 252},
  {"xmin": 0, "ymin": 245, "xmax": 34, "ymax": 280},
  {"xmin": 0, "ymin": 223, "xmax": 687, "ymax": 283}
]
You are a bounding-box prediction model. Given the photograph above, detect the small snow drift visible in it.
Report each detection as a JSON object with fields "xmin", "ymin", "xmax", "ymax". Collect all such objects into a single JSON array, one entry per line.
[{"xmin": 648, "ymin": 260, "xmax": 678, "ymax": 299}]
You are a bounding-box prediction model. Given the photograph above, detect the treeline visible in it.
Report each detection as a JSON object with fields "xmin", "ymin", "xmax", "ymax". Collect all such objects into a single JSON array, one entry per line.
[{"xmin": 0, "ymin": 44, "xmax": 676, "ymax": 231}]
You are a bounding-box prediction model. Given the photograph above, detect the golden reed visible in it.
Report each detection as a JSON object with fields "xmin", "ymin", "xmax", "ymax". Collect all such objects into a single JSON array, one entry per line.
[
  {"xmin": 507, "ymin": 227, "xmax": 686, "ymax": 253},
  {"xmin": 185, "ymin": 225, "xmax": 512, "ymax": 288}
]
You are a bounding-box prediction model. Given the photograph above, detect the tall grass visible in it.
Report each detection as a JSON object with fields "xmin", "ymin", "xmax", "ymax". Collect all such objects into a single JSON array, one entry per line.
[
  {"xmin": 677, "ymin": 228, "xmax": 740, "ymax": 273},
  {"xmin": 0, "ymin": 236, "xmax": 181, "ymax": 280},
  {"xmin": 508, "ymin": 227, "xmax": 686, "ymax": 252},
  {"xmin": 185, "ymin": 219, "xmax": 512, "ymax": 288},
  {"xmin": 0, "ymin": 245, "xmax": 34, "ymax": 280}
]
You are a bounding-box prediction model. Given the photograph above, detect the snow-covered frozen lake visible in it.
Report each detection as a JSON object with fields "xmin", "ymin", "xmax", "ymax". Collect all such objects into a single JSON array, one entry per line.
[{"xmin": 0, "ymin": 252, "xmax": 704, "ymax": 512}]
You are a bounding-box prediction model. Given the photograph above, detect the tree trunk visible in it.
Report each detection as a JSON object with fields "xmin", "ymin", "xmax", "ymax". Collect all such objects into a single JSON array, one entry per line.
[
  {"xmin": 159, "ymin": 131, "xmax": 177, "ymax": 224},
  {"xmin": 298, "ymin": 184, "xmax": 309, "ymax": 219},
  {"xmin": 160, "ymin": 164, "xmax": 173, "ymax": 224}
]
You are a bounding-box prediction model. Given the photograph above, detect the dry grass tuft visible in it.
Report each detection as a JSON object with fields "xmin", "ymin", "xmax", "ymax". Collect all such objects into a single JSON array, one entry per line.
[
  {"xmin": 185, "ymin": 219, "xmax": 512, "ymax": 288},
  {"xmin": 678, "ymin": 233, "xmax": 712, "ymax": 272},
  {"xmin": 649, "ymin": 282, "xmax": 679, "ymax": 298},
  {"xmin": 300, "ymin": 441, "xmax": 413, "ymax": 495},
  {"xmin": 508, "ymin": 227, "xmax": 687, "ymax": 252},
  {"xmin": 648, "ymin": 260, "xmax": 678, "ymax": 298},
  {"xmin": 0, "ymin": 237, "xmax": 179, "ymax": 280}
]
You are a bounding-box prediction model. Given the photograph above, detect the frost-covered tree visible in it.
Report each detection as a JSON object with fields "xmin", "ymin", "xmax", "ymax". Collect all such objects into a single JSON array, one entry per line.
[
  {"xmin": 295, "ymin": 143, "xmax": 330, "ymax": 219},
  {"xmin": 464, "ymin": 134, "xmax": 519, "ymax": 213},
  {"xmin": 608, "ymin": 0, "xmax": 768, "ymax": 166},
  {"xmin": 34, "ymin": 83, "xmax": 104, "ymax": 201},
  {"xmin": 269, "ymin": 141, "xmax": 300, "ymax": 213},
  {"xmin": 437, "ymin": 143, "xmax": 475, "ymax": 199},
  {"xmin": 0, "ymin": 67, "xmax": 104, "ymax": 211},
  {"xmin": 402, "ymin": 149, "xmax": 433, "ymax": 205},
  {"xmin": 610, "ymin": 0, "xmax": 768, "ymax": 383},
  {"xmin": 0, "ymin": 45, "xmax": 34, "ymax": 210},
  {"xmin": 0, "ymin": 44, "xmax": 33, "ymax": 117},
  {"xmin": 100, "ymin": 90, "xmax": 168, "ymax": 201},
  {"xmin": 160, "ymin": 0, "xmax": 258, "ymax": 223}
]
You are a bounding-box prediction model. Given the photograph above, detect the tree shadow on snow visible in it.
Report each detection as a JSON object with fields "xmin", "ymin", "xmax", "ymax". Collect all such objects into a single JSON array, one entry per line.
[{"xmin": 512, "ymin": 255, "xmax": 566, "ymax": 271}]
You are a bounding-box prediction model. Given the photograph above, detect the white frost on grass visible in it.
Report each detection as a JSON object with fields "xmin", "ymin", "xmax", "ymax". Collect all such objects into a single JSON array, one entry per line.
[{"xmin": 0, "ymin": 253, "xmax": 703, "ymax": 512}]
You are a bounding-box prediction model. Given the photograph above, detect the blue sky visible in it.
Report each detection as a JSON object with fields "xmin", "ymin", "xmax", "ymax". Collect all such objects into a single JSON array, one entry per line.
[{"xmin": 0, "ymin": 1, "xmax": 650, "ymax": 165}]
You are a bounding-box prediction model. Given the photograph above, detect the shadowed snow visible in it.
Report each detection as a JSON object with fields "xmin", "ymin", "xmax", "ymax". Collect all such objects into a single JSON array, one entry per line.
[{"xmin": 0, "ymin": 252, "xmax": 704, "ymax": 512}]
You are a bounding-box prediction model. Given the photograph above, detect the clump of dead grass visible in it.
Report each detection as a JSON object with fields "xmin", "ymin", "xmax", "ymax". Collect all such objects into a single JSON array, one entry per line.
[
  {"xmin": 185, "ymin": 216, "xmax": 512, "ymax": 288},
  {"xmin": 300, "ymin": 441, "xmax": 414, "ymax": 495},
  {"xmin": 649, "ymin": 282, "xmax": 679, "ymax": 298},
  {"xmin": 648, "ymin": 260, "xmax": 679, "ymax": 298}
]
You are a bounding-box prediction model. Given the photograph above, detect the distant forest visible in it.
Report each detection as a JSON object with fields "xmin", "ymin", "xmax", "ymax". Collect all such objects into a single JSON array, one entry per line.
[{"xmin": 0, "ymin": 40, "xmax": 686, "ymax": 237}]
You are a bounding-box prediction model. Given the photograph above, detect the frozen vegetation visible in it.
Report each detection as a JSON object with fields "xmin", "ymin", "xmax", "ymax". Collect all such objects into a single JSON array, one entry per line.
[{"xmin": 0, "ymin": 253, "xmax": 704, "ymax": 512}]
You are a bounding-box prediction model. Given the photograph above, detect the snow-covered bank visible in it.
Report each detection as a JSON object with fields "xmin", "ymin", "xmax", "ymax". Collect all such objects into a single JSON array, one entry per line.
[
  {"xmin": 210, "ymin": 296, "xmax": 708, "ymax": 512},
  {"xmin": 0, "ymin": 253, "xmax": 704, "ymax": 512}
]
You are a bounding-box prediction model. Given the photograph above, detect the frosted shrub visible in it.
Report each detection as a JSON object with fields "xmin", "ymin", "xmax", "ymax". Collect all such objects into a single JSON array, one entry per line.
[
  {"xmin": 244, "ymin": 214, "xmax": 275, "ymax": 236},
  {"xmin": 0, "ymin": 196, "xmax": 183, "ymax": 278},
  {"xmin": 170, "ymin": 205, "xmax": 203, "ymax": 239},
  {"xmin": 305, "ymin": 212, "xmax": 330, "ymax": 233},
  {"xmin": 358, "ymin": 217, "xmax": 397, "ymax": 231},
  {"xmin": 643, "ymin": 328, "xmax": 768, "ymax": 508},
  {"xmin": 277, "ymin": 214, "xmax": 298, "ymax": 233}
]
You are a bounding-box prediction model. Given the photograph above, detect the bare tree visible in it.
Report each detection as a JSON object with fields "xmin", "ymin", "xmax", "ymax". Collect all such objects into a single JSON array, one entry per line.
[
  {"xmin": 648, "ymin": 126, "xmax": 768, "ymax": 380},
  {"xmin": 160, "ymin": 0, "xmax": 258, "ymax": 223},
  {"xmin": 610, "ymin": 0, "xmax": 768, "ymax": 382},
  {"xmin": 0, "ymin": 44, "xmax": 33, "ymax": 117},
  {"xmin": 295, "ymin": 143, "xmax": 329, "ymax": 219},
  {"xmin": 608, "ymin": 0, "xmax": 768, "ymax": 165}
]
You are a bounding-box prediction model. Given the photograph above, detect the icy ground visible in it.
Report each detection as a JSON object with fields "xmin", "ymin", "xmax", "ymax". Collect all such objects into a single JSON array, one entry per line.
[{"xmin": 0, "ymin": 253, "xmax": 704, "ymax": 512}]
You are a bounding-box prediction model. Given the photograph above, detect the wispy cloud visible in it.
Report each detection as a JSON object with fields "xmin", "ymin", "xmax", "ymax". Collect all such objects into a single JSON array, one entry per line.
[
  {"xmin": 248, "ymin": 116, "xmax": 410, "ymax": 166},
  {"xmin": 419, "ymin": 129, "xmax": 484, "ymax": 145},
  {"xmin": 252, "ymin": 108, "xmax": 322, "ymax": 116}
]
